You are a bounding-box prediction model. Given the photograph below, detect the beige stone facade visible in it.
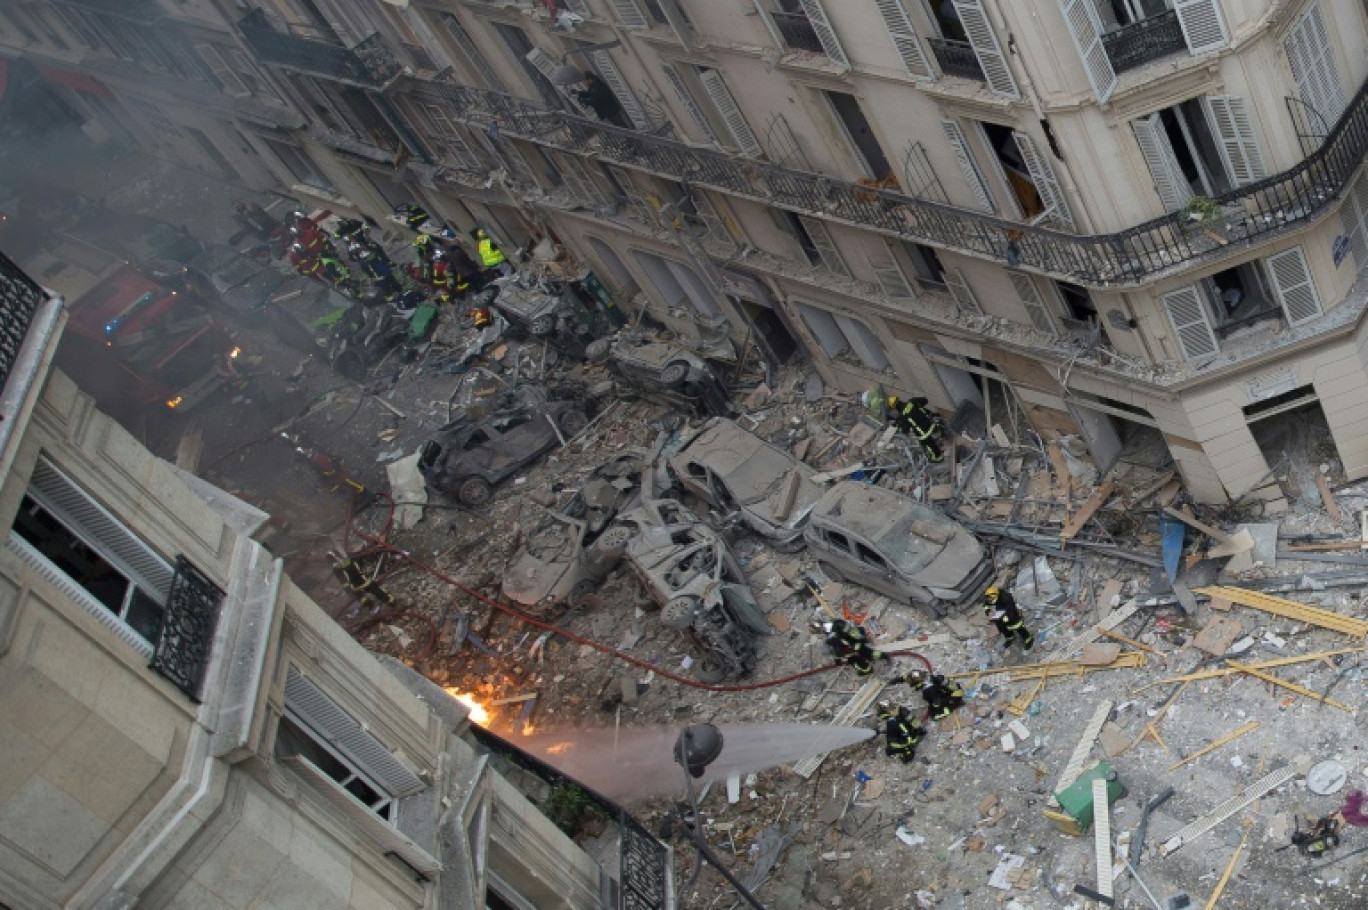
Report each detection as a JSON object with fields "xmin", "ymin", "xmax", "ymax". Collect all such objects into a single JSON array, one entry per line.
[{"xmin": 0, "ymin": 257, "xmax": 640, "ymax": 908}]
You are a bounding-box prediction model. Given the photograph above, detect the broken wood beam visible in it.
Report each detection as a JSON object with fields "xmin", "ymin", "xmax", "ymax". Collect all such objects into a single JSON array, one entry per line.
[
  {"xmin": 1225, "ymin": 660, "xmax": 1352, "ymax": 712},
  {"xmin": 953, "ymin": 651, "xmax": 1146, "ymax": 684},
  {"xmin": 1050, "ymin": 700, "xmax": 1113, "ymax": 807},
  {"xmin": 1166, "ymin": 721, "xmax": 1259, "ymax": 771},
  {"xmin": 1194, "ymin": 585, "xmax": 1368, "ymax": 637},
  {"xmin": 1204, "ymin": 823, "xmax": 1252, "ymax": 910},
  {"xmin": 1163, "ymin": 506, "xmax": 1232, "ymax": 544},
  {"xmin": 1050, "ymin": 600, "xmax": 1140, "ymax": 661},
  {"xmin": 1315, "ymin": 472, "xmax": 1345, "ymax": 523},
  {"xmin": 1141, "ymin": 647, "xmax": 1368, "ymax": 687},
  {"xmin": 791, "ymin": 679, "xmax": 885, "ymax": 779},
  {"xmin": 1096, "ymin": 627, "xmax": 1161, "ymax": 655},
  {"xmin": 1060, "ymin": 478, "xmax": 1116, "ymax": 542}
]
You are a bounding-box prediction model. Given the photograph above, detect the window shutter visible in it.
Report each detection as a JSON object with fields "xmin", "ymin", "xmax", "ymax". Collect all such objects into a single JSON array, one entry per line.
[
  {"xmin": 951, "ymin": 0, "xmax": 1019, "ymax": 98},
  {"xmin": 660, "ymin": 63, "xmax": 719, "ymax": 143},
  {"xmin": 874, "ymin": 0, "xmax": 931, "ymax": 77},
  {"xmin": 832, "ymin": 314, "xmax": 891, "ymax": 370},
  {"xmin": 526, "ymin": 48, "xmax": 590, "ymax": 114},
  {"xmin": 1132, "ymin": 114, "xmax": 1193, "ymax": 212},
  {"xmin": 1162, "ymin": 286, "xmax": 1218, "ymax": 360},
  {"xmin": 1173, "ymin": 0, "xmax": 1228, "ymax": 54},
  {"xmin": 797, "ymin": 216, "xmax": 851, "ymax": 277},
  {"xmin": 592, "ymin": 51, "xmax": 650, "ymax": 130},
  {"xmin": 657, "ymin": 0, "xmax": 695, "ymax": 47},
  {"xmin": 866, "ymin": 240, "xmax": 915, "ymax": 299},
  {"xmin": 1202, "ymin": 95, "xmax": 1265, "ymax": 186},
  {"xmin": 699, "ymin": 69, "xmax": 762, "ymax": 157},
  {"xmin": 798, "ymin": 303, "xmax": 851, "ymax": 357},
  {"xmin": 1341, "ymin": 171, "xmax": 1368, "ymax": 269},
  {"xmin": 798, "ymin": 0, "xmax": 849, "ymax": 68},
  {"xmin": 284, "ymin": 668, "xmax": 426, "ymax": 797},
  {"xmin": 195, "ymin": 44, "xmax": 249, "ymax": 98},
  {"xmin": 1266, "ymin": 247, "xmax": 1322, "ymax": 326},
  {"xmin": 610, "ymin": 0, "xmax": 650, "ymax": 30},
  {"xmin": 28, "ymin": 458, "xmax": 174, "ymax": 599},
  {"xmin": 1283, "ymin": 3, "xmax": 1347, "ymax": 127},
  {"xmin": 441, "ymin": 14, "xmax": 504, "ymax": 91},
  {"xmin": 1057, "ymin": 0, "xmax": 1116, "ymax": 102},
  {"xmin": 941, "ymin": 119, "xmax": 994, "ymax": 212},
  {"xmin": 944, "ymin": 267, "xmax": 982, "ymax": 314},
  {"xmin": 1009, "ymin": 272, "xmax": 1057, "ymax": 334},
  {"xmin": 1013, "ymin": 132, "xmax": 1074, "ymax": 230}
]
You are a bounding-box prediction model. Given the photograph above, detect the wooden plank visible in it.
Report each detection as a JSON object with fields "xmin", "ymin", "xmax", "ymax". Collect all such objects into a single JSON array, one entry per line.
[
  {"xmin": 1093, "ymin": 778, "xmax": 1114, "ymax": 899},
  {"xmin": 1160, "ymin": 766, "xmax": 1295, "ymax": 856},
  {"xmin": 791, "ymin": 679, "xmax": 885, "ymax": 778},
  {"xmin": 1315, "ymin": 472, "xmax": 1344, "ymax": 523},
  {"xmin": 1060, "ymin": 478, "xmax": 1116, "ymax": 541},
  {"xmin": 1166, "ymin": 721, "xmax": 1259, "ymax": 771},
  {"xmin": 1049, "ymin": 601, "xmax": 1140, "ymax": 661},
  {"xmin": 1142, "ymin": 647, "xmax": 1368, "ymax": 686},
  {"xmin": 1204, "ymin": 824, "xmax": 1252, "ymax": 910},
  {"xmin": 1047, "ymin": 442, "xmax": 1071, "ymax": 501},
  {"xmin": 1096, "ymin": 627, "xmax": 1160, "ymax": 655},
  {"xmin": 1050, "ymin": 700, "xmax": 1113, "ymax": 807},
  {"xmin": 1225, "ymin": 661, "xmax": 1352, "ymax": 712},
  {"xmin": 1193, "ymin": 586, "xmax": 1368, "ymax": 637},
  {"xmin": 1163, "ymin": 506, "xmax": 1232, "ymax": 544}
]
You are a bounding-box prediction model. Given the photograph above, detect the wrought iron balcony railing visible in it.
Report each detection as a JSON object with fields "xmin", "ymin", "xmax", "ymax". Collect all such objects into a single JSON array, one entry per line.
[
  {"xmin": 1101, "ymin": 10, "xmax": 1187, "ymax": 75},
  {"xmin": 53, "ymin": 0, "xmax": 165, "ymax": 25},
  {"xmin": 428, "ymin": 74, "xmax": 1368, "ymax": 290},
  {"xmin": 149, "ymin": 556, "xmax": 224, "ymax": 702},
  {"xmin": 238, "ymin": 9, "xmax": 402, "ymax": 89},
  {"xmin": 0, "ymin": 252, "xmax": 46, "ymax": 397},
  {"xmin": 769, "ymin": 10, "xmax": 825, "ymax": 55},
  {"xmin": 927, "ymin": 38, "xmax": 985, "ymax": 82}
]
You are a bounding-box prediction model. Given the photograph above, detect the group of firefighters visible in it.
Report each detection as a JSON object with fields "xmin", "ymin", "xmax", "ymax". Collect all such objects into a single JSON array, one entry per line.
[{"xmin": 813, "ymin": 583, "xmax": 1035, "ymax": 765}]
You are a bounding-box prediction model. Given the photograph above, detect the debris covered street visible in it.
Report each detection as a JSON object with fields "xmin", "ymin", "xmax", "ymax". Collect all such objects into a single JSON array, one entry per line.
[{"xmin": 6, "ymin": 132, "xmax": 1368, "ymax": 910}]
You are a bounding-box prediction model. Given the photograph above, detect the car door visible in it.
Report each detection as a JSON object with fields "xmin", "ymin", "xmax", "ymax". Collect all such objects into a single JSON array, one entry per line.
[{"xmin": 847, "ymin": 536, "xmax": 906, "ymax": 602}]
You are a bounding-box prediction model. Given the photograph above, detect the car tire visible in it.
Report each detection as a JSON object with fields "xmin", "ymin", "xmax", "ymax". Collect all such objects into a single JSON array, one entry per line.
[
  {"xmin": 697, "ymin": 660, "xmax": 727, "ymax": 684},
  {"xmin": 557, "ymin": 410, "xmax": 590, "ymax": 438},
  {"xmin": 661, "ymin": 596, "xmax": 698, "ymax": 630},
  {"xmin": 593, "ymin": 525, "xmax": 632, "ymax": 558},
  {"xmin": 659, "ymin": 361, "xmax": 689, "ymax": 388},
  {"xmin": 456, "ymin": 476, "xmax": 494, "ymax": 508},
  {"xmin": 530, "ymin": 314, "xmax": 555, "ymax": 336}
]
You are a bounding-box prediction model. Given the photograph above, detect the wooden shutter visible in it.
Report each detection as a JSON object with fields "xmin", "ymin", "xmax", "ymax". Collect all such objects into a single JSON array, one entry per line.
[
  {"xmin": 1009, "ymin": 272, "xmax": 1057, "ymax": 334},
  {"xmin": 944, "ymin": 267, "xmax": 982, "ymax": 314},
  {"xmin": 441, "ymin": 14, "xmax": 505, "ymax": 91},
  {"xmin": 833, "ymin": 313, "xmax": 891, "ymax": 370},
  {"xmin": 798, "ymin": 216, "xmax": 852, "ymax": 277},
  {"xmin": 951, "ymin": 0, "xmax": 1019, "ymax": 98},
  {"xmin": 1341, "ymin": 171, "xmax": 1368, "ymax": 269},
  {"xmin": 875, "ymin": 0, "xmax": 931, "ymax": 77},
  {"xmin": 285, "ymin": 668, "xmax": 426, "ymax": 797},
  {"xmin": 660, "ymin": 63, "xmax": 719, "ymax": 143},
  {"xmin": 1266, "ymin": 247, "xmax": 1322, "ymax": 326},
  {"xmin": 798, "ymin": 0, "xmax": 849, "ymax": 68},
  {"xmin": 941, "ymin": 119, "xmax": 994, "ymax": 212},
  {"xmin": 1202, "ymin": 96, "xmax": 1266, "ymax": 186},
  {"xmin": 1162, "ymin": 286, "xmax": 1218, "ymax": 360},
  {"xmin": 797, "ymin": 303, "xmax": 850, "ymax": 357},
  {"xmin": 1057, "ymin": 0, "xmax": 1116, "ymax": 102},
  {"xmin": 28, "ymin": 458, "xmax": 174, "ymax": 599},
  {"xmin": 195, "ymin": 44, "xmax": 249, "ymax": 98},
  {"xmin": 866, "ymin": 240, "xmax": 915, "ymax": 299},
  {"xmin": 592, "ymin": 51, "xmax": 650, "ymax": 130},
  {"xmin": 1173, "ymin": 0, "xmax": 1228, "ymax": 54},
  {"xmin": 656, "ymin": 0, "xmax": 695, "ymax": 47},
  {"xmin": 1132, "ymin": 114, "xmax": 1192, "ymax": 212},
  {"xmin": 526, "ymin": 47, "xmax": 590, "ymax": 114},
  {"xmin": 610, "ymin": 0, "xmax": 649, "ymax": 29},
  {"xmin": 699, "ymin": 68, "xmax": 762, "ymax": 157},
  {"xmin": 1014, "ymin": 132, "xmax": 1074, "ymax": 230},
  {"xmin": 1283, "ymin": 3, "xmax": 1347, "ymax": 127}
]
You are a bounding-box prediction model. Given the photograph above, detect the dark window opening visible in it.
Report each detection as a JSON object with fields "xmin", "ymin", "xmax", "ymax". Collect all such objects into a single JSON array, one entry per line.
[
  {"xmin": 902, "ymin": 242, "xmax": 946, "ymax": 289},
  {"xmin": 1057, "ymin": 282, "xmax": 1098, "ymax": 322},
  {"xmin": 854, "ymin": 541, "xmax": 887, "ymax": 568},
  {"xmin": 1242, "ymin": 384, "xmax": 1316, "ymax": 420},
  {"xmin": 824, "ymin": 529, "xmax": 852, "ymax": 551},
  {"xmin": 979, "ymin": 121, "xmax": 1043, "ymax": 220},
  {"xmin": 275, "ymin": 716, "xmax": 392, "ymax": 817},
  {"xmin": 824, "ymin": 91, "xmax": 892, "ymax": 180},
  {"xmin": 1157, "ymin": 100, "xmax": 1228, "ymax": 195},
  {"xmin": 924, "ymin": 0, "xmax": 968, "ymax": 41},
  {"xmin": 1207, "ymin": 261, "xmax": 1277, "ymax": 338},
  {"xmin": 778, "ymin": 211, "xmax": 824, "ymax": 268},
  {"xmin": 1100, "ymin": 0, "xmax": 1172, "ymax": 27}
]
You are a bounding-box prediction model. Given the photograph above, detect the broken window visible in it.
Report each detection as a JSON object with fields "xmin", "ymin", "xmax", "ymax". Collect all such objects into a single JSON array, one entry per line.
[
  {"xmin": 823, "ymin": 528, "xmax": 852, "ymax": 552},
  {"xmin": 796, "ymin": 304, "xmax": 890, "ymax": 372},
  {"xmin": 823, "ymin": 91, "xmax": 893, "ymax": 181},
  {"xmin": 770, "ymin": 210, "xmax": 851, "ymax": 278},
  {"xmin": 854, "ymin": 540, "xmax": 888, "ymax": 569},
  {"xmin": 1132, "ymin": 95, "xmax": 1264, "ymax": 205},
  {"xmin": 900, "ymin": 242, "xmax": 947, "ymax": 291}
]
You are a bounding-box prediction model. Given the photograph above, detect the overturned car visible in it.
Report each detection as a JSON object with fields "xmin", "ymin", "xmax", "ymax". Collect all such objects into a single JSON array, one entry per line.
[
  {"xmin": 587, "ymin": 333, "xmax": 732, "ymax": 417},
  {"xmin": 619, "ymin": 498, "xmax": 768, "ymax": 682},
  {"xmin": 804, "ymin": 481, "xmax": 993, "ymax": 616}
]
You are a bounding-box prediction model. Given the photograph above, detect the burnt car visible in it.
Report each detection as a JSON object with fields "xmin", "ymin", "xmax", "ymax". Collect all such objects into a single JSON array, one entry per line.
[
  {"xmin": 419, "ymin": 388, "xmax": 590, "ymax": 507},
  {"xmin": 587, "ymin": 332, "xmax": 731, "ymax": 417},
  {"xmin": 501, "ymin": 454, "xmax": 645, "ymax": 608},
  {"xmin": 804, "ymin": 482, "xmax": 993, "ymax": 616},
  {"xmin": 619, "ymin": 498, "xmax": 768, "ymax": 682},
  {"xmin": 667, "ymin": 418, "xmax": 823, "ymax": 550}
]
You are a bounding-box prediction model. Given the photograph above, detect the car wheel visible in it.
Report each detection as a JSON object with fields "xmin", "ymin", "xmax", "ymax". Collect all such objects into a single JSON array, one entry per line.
[
  {"xmin": 530, "ymin": 314, "xmax": 556, "ymax": 336},
  {"xmin": 697, "ymin": 660, "xmax": 727, "ymax": 684},
  {"xmin": 594, "ymin": 525, "xmax": 632, "ymax": 558},
  {"xmin": 659, "ymin": 361, "xmax": 689, "ymax": 387},
  {"xmin": 661, "ymin": 596, "xmax": 698, "ymax": 630},
  {"xmin": 456, "ymin": 476, "xmax": 494, "ymax": 508},
  {"xmin": 558, "ymin": 410, "xmax": 590, "ymax": 438},
  {"xmin": 568, "ymin": 578, "xmax": 599, "ymax": 607}
]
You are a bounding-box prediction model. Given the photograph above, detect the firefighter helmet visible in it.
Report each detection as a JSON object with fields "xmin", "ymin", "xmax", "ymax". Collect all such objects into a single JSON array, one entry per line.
[
  {"xmin": 985, "ymin": 586, "xmax": 1000, "ymax": 603},
  {"xmin": 903, "ymin": 670, "xmax": 928, "ymax": 688},
  {"xmin": 876, "ymin": 700, "xmax": 896, "ymax": 719},
  {"xmin": 290, "ymin": 242, "xmax": 305, "ymax": 254}
]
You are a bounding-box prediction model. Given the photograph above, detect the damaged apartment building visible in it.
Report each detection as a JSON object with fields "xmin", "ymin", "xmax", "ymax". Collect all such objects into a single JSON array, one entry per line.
[{"xmin": 5, "ymin": 0, "xmax": 1368, "ymax": 509}]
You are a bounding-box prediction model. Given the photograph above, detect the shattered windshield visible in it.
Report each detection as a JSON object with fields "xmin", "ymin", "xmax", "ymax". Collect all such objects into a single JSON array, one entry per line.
[{"xmin": 878, "ymin": 511, "xmax": 957, "ymax": 575}]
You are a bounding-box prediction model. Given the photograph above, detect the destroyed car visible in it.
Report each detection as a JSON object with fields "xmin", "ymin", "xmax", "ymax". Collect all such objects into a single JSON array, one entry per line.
[
  {"xmin": 804, "ymin": 481, "xmax": 993, "ymax": 615},
  {"xmin": 587, "ymin": 333, "xmax": 732, "ymax": 417},
  {"xmin": 501, "ymin": 454, "xmax": 645, "ymax": 608},
  {"xmin": 419, "ymin": 388, "xmax": 590, "ymax": 507},
  {"xmin": 327, "ymin": 294, "xmax": 437, "ymax": 380},
  {"xmin": 485, "ymin": 273, "xmax": 604, "ymax": 356},
  {"xmin": 619, "ymin": 498, "xmax": 768, "ymax": 682},
  {"xmin": 668, "ymin": 418, "xmax": 824, "ymax": 550}
]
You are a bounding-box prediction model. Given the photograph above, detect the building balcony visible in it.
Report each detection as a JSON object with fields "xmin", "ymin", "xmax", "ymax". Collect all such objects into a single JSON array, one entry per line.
[
  {"xmin": 149, "ymin": 556, "xmax": 225, "ymax": 702},
  {"xmin": 1100, "ymin": 10, "xmax": 1187, "ymax": 75},
  {"xmin": 926, "ymin": 38, "xmax": 985, "ymax": 82},
  {"xmin": 0, "ymin": 252, "xmax": 50, "ymax": 404},
  {"xmin": 311, "ymin": 127, "xmax": 405, "ymax": 166},
  {"xmin": 430, "ymin": 75, "xmax": 1368, "ymax": 290},
  {"xmin": 237, "ymin": 9, "xmax": 402, "ymax": 90}
]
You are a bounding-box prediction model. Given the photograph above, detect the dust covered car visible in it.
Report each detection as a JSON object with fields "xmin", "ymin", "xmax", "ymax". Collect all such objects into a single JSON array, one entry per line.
[
  {"xmin": 587, "ymin": 332, "xmax": 731, "ymax": 417},
  {"xmin": 619, "ymin": 498, "xmax": 768, "ymax": 681},
  {"xmin": 501, "ymin": 454, "xmax": 645, "ymax": 608},
  {"xmin": 484, "ymin": 273, "xmax": 605, "ymax": 357},
  {"xmin": 804, "ymin": 481, "xmax": 992, "ymax": 616},
  {"xmin": 418, "ymin": 388, "xmax": 590, "ymax": 507},
  {"xmin": 668, "ymin": 418, "xmax": 823, "ymax": 550}
]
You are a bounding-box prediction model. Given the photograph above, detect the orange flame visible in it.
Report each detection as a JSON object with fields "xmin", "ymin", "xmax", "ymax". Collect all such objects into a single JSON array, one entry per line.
[{"xmin": 445, "ymin": 688, "xmax": 490, "ymax": 726}]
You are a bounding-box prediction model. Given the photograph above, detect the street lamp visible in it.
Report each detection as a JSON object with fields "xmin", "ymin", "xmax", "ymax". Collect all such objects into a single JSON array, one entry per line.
[
  {"xmin": 548, "ymin": 39, "xmax": 623, "ymax": 85},
  {"xmin": 667, "ymin": 724, "xmax": 768, "ymax": 910}
]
